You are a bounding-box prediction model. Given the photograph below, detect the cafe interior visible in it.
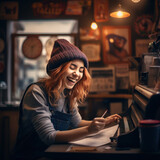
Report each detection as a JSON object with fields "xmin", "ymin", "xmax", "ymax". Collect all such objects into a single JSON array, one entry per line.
[{"xmin": 0, "ymin": 0, "xmax": 160, "ymax": 160}]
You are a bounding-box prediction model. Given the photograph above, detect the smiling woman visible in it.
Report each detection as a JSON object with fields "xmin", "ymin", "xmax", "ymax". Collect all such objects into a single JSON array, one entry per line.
[{"xmin": 11, "ymin": 39, "xmax": 121, "ymax": 160}]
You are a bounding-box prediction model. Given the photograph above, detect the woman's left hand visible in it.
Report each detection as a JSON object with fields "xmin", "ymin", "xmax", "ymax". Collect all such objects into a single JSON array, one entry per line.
[{"xmin": 104, "ymin": 114, "xmax": 122, "ymax": 126}]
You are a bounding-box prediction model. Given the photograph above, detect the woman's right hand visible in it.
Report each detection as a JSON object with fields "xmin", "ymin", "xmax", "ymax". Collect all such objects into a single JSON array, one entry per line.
[{"xmin": 87, "ymin": 117, "xmax": 105, "ymax": 134}]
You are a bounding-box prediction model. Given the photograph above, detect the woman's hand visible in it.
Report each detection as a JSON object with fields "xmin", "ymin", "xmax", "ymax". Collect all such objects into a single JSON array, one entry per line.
[
  {"xmin": 86, "ymin": 114, "xmax": 122, "ymax": 135},
  {"xmin": 87, "ymin": 118, "xmax": 106, "ymax": 134},
  {"xmin": 104, "ymin": 114, "xmax": 122, "ymax": 126}
]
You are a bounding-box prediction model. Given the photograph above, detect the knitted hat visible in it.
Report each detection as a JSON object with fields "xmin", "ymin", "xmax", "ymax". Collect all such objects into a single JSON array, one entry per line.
[{"xmin": 46, "ymin": 39, "xmax": 88, "ymax": 75}]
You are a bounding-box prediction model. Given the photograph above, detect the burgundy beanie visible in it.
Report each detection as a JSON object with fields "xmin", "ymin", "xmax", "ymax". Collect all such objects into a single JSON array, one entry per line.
[{"xmin": 46, "ymin": 39, "xmax": 88, "ymax": 75}]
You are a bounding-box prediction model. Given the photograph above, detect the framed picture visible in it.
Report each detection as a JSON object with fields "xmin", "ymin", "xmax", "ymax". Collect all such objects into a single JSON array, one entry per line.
[
  {"xmin": 94, "ymin": 0, "xmax": 109, "ymax": 22},
  {"xmin": 65, "ymin": 0, "xmax": 83, "ymax": 15},
  {"xmin": 81, "ymin": 43, "xmax": 101, "ymax": 62},
  {"xmin": 102, "ymin": 26, "xmax": 131, "ymax": 64},
  {"xmin": 0, "ymin": 1, "xmax": 18, "ymax": 20},
  {"xmin": 115, "ymin": 64, "xmax": 129, "ymax": 90},
  {"xmin": 134, "ymin": 15, "xmax": 153, "ymax": 37},
  {"xmin": 89, "ymin": 66, "xmax": 116, "ymax": 93}
]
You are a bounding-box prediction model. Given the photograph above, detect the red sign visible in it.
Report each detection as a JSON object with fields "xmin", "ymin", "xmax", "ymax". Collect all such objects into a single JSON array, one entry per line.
[{"xmin": 32, "ymin": 1, "xmax": 66, "ymax": 18}]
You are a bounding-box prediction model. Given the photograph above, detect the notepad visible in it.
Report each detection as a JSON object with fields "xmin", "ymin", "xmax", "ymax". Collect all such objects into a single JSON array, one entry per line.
[{"xmin": 70, "ymin": 124, "xmax": 118, "ymax": 147}]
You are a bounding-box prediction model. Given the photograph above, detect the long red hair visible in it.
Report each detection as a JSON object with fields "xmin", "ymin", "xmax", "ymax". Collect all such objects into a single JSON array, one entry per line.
[{"xmin": 40, "ymin": 61, "xmax": 91, "ymax": 110}]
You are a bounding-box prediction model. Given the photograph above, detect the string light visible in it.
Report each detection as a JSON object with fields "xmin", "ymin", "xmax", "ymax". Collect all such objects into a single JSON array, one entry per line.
[{"xmin": 90, "ymin": 22, "xmax": 98, "ymax": 30}]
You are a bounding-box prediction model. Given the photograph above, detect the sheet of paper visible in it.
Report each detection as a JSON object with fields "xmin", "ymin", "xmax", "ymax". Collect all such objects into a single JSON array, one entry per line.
[{"xmin": 70, "ymin": 124, "xmax": 118, "ymax": 147}]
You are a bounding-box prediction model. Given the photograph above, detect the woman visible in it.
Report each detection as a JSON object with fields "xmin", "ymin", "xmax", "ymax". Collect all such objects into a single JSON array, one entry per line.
[{"xmin": 12, "ymin": 39, "xmax": 121, "ymax": 160}]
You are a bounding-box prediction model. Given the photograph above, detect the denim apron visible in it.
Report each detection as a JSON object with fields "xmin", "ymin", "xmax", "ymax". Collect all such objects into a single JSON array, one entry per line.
[
  {"xmin": 49, "ymin": 100, "xmax": 72, "ymax": 131},
  {"xmin": 37, "ymin": 82, "xmax": 72, "ymax": 131},
  {"xmin": 19, "ymin": 82, "xmax": 72, "ymax": 131}
]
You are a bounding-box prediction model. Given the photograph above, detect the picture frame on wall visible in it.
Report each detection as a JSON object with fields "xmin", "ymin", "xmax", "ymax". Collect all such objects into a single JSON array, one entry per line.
[
  {"xmin": 0, "ymin": 1, "xmax": 18, "ymax": 20},
  {"xmin": 102, "ymin": 26, "xmax": 131, "ymax": 64},
  {"xmin": 94, "ymin": 0, "xmax": 109, "ymax": 22},
  {"xmin": 89, "ymin": 66, "xmax": 116, "ymax": 93},
  {"xmin": 65, "ymin": 0, "xmax": 83, "ymax": 15},
  {"xmin": 81, "ymin": 43, "xmax": 101, "ymax": 62},
  {"xmin": 115, "ymin": 63, "xmax": 129, "ymax": 90}
]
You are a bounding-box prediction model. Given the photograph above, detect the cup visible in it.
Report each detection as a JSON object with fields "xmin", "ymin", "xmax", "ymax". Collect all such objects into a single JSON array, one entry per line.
[{"xmin": 139, "ymin": 119, "xmax": 160, "ymax": 152}]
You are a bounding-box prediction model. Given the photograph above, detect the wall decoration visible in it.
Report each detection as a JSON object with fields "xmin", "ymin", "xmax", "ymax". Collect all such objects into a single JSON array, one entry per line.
[
  {"xmin": 156, "ymin": 0, "xmax": 160, "ymax": 31},
  {"xmin": 152, "ymin": 0, "xmax": 160, "ymax": 33},
  {"xmin": 65, "ymin": 0, "xmax": 83, "ymax": 15},
  {"xmin": 0, "ymin": 2, "xmax": 18, "ymax": 20},
  {"xmin": 81, "ymin": 43, "xmax": 101, "ymax": 62},
  {"xmin": 80, "ymin": 27, "xmax": 100, "ymax": 41},
  {"xmin": 89, "ymin": 66, "xmax": 116, "ymax": 93},
  {"xmin": 32, "ymin": 0, "xmax": 65, "ymax": 18},
  {"xmin": 102, "ymin": 26, "xmax": 131, "ymax": 64},
  {"xmin": 94, "ymin": 0, "xmax": 109, "ymax": 22},
  {"xmin": 115, "ymin": 64, "xmax": 129, "ymax": 90},
  {"xmin": 22, "ymin": 36, "xmax": 42, "ymax": 59},
  {"xmin": 134, "ymin": 15, "xmax": 154, "ymax": 37},
  {"xmin": 135, "ymin": 39, "xmax": 154, "ymax": 57}
]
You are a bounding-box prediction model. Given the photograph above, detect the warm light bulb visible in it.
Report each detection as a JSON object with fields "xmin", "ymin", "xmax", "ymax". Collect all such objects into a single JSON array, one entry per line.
[
  {"xmin": 109, "ymin": 38, "xmax": 114, "ymax": 43},
  {"xmin": 117, "ymin": 11, "xmax": 123, "ymax": 17},
  {"xmin": 91, "ymin": 22, "xmax": 98, "ymax": 30}
]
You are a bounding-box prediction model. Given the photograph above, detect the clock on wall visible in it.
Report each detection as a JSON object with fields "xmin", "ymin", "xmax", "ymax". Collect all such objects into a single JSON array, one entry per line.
[{"xmin": 22, "ymin": 36, "xmax": 43, "ymax": 59}]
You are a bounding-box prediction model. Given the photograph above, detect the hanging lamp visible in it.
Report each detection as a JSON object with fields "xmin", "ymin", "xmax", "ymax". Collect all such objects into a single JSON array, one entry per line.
[{"xmin": 110, "ymin": 4, "xmax": 130, "ymax": 18}]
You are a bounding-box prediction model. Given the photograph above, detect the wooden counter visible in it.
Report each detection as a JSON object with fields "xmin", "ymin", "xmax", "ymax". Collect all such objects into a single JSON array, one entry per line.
[
  {"xmin": 44, "ymin": 143, "xmax": 160, "ymax": 160},
  {"xmin": 88, "ymin": 93, "xmax": 132, "ymax": 99},
  {"xmin": 0, "ymin": 105, "xmax": 19, "ymax": 160}
]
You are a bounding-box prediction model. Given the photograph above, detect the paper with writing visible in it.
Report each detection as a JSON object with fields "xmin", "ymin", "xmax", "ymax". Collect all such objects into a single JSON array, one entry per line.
[{"xmin": 70, "ymin": 124, "xmax": 118, "ymax": 147}]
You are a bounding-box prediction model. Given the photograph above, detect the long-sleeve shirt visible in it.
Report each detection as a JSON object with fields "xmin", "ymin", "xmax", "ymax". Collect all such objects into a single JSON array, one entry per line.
[{"xmin": 13, "ymin": 83, "xmax": 82, "ymax": 159}]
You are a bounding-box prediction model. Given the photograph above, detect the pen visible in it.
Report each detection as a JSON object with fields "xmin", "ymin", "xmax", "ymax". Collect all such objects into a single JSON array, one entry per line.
[{"xmin": 101, "ymin": 109, "xmax": 108, "ymax": 118}]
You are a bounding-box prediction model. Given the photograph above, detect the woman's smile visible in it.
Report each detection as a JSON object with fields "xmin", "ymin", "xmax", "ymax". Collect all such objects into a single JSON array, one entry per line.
[
  {"xmin": 67, "ymin": 76, "xmax": 77, "ymax": 83},
  {"xmin": 66, "ymin": 77, "xmax": 77, "ymax": 86}
]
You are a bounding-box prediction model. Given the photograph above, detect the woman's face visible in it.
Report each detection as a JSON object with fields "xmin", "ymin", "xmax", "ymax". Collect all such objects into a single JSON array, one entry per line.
[{"xmin": 63, "ymin": 60, "xmax": 84, "ymax": 89}]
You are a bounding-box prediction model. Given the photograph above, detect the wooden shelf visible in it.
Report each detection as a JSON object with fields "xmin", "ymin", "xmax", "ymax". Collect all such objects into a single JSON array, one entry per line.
[{"xmin": 87, "ymin": 93, "xmax": 132, "ymax": 99}]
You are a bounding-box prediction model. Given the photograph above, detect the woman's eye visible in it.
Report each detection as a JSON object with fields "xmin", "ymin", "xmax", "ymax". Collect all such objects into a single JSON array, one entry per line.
[
  {"xmin": 70, "ymin": 64, "xmax": 76, "ymax": 70},
  {"xmin": 70, "ymin": 64, "xmax": 84, "ymax": 73},
  {"xmin": 79, "ymin": 68, "xmax": 84, "ymax": 73}
]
